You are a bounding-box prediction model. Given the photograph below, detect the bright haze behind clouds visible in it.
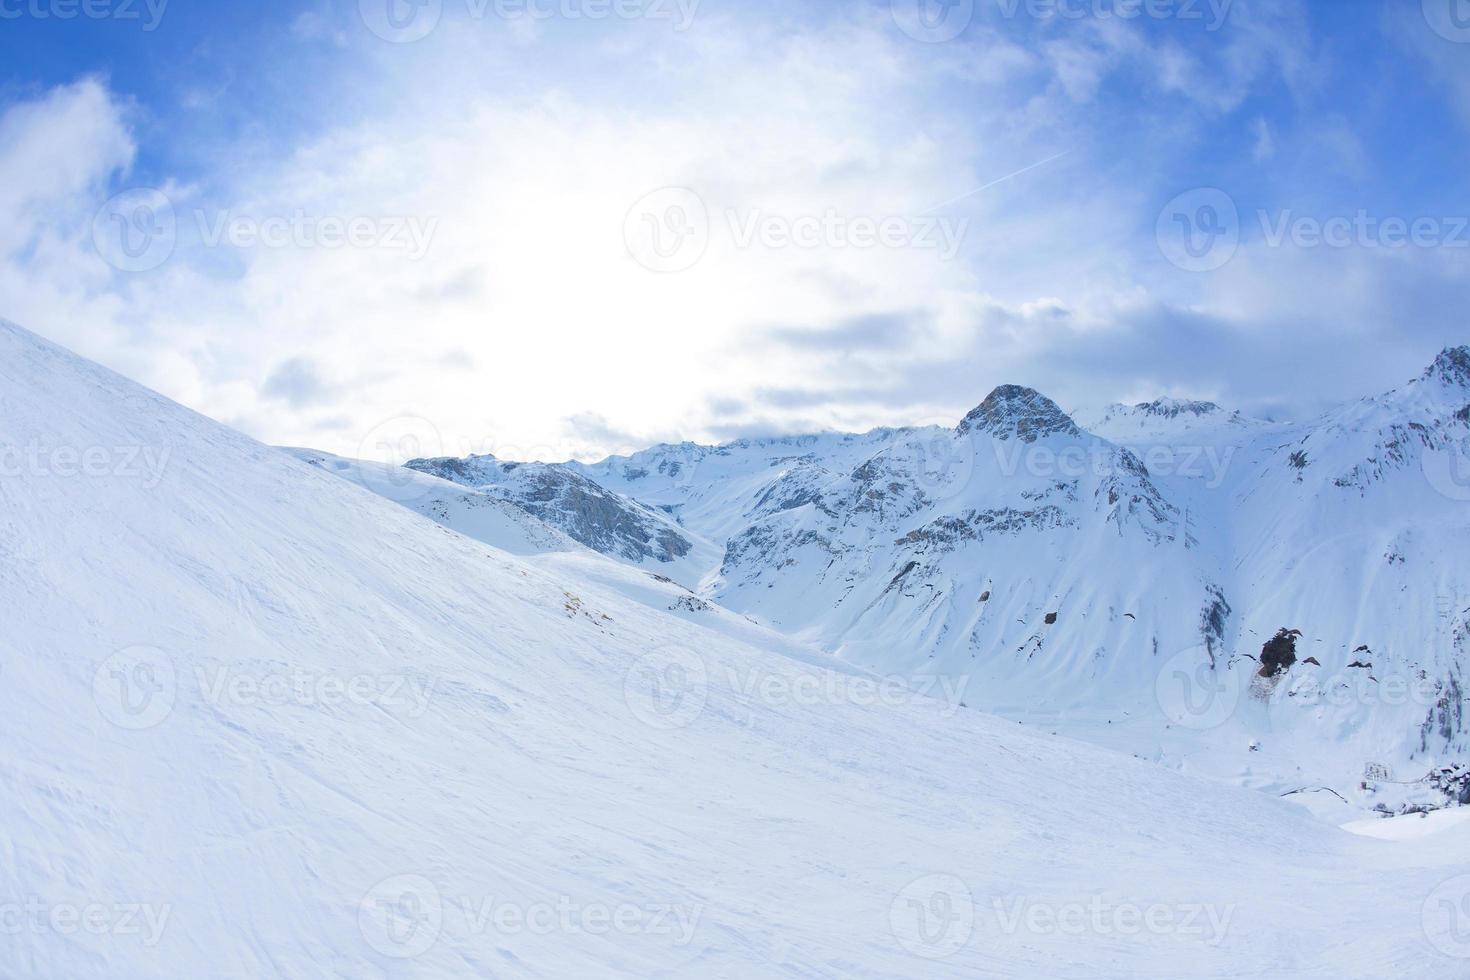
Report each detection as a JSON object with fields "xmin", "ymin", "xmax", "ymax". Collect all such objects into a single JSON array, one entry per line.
[{"xmin": 1, "ymin": 0, "xmax": 1467, "ymax": 462}]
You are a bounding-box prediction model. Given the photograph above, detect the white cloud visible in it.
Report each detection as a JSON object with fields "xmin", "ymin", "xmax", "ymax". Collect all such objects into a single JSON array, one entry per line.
[
  {"xmin": 1251, "ymin": 117, "xmax": 1275, "ymax": 160},
  {"xmin": 3, "ymin": 1, "xmax": 1452, "ymax": 462}
]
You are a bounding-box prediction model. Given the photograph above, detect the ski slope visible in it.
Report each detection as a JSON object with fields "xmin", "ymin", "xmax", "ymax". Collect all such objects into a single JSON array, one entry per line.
[{"xmin": 1, "ymin": 318, "xmax": 1468, "ymax": 977}]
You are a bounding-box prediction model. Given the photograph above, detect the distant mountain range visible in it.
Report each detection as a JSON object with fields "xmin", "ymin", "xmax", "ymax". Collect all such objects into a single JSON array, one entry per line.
[{"xmin": 333, "ymin": 348, "xmax": 1470, "ymax": 805}]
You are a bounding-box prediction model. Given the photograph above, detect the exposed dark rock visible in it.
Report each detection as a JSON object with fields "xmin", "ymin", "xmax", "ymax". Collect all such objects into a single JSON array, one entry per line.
[
  {"xmin": 1425, "ymin": 346, "xmax": 1470, "ymax": 388},
  {"xmin": 409, "ymin": 455, "xmax": 694, "ymax": 564},
  {"xmin": 885, "ymin": 560, "xmax": 919, "ymax": 594},
  {"xmin": 1044, "ymin": 612, "xmax": 1058, "ymax": 625},
  {"xmin": 1420, "ymin": 676, "xmax": 1465, "ymax": 752},
  {"xmin": 1258, "ymin": 628, "xmax": 1302, "ymax": 678},
  {"xmin": 1347, "ymin": 661, "xmax": 1372, "ymax": 670},
  {"xmin": 1132, "ymin": 397, "xmax": 1221, "ymax": 419},
  {"xmin": 899, "ymin": 506, "xmax": 1072, "ymax": 554},
  {"xmin": 1200, "ymin": 586, "xmax": 1231, "ymax": 666},
  {"xmin": 956, "ymin": 386, "xmax": 1080, "ymax": 443},
  {"xmin": 669, "ymin": 595, "xmax": 714, "ymax": 613},
  {"xmin": 1303, "ymin": 657, "xmax": 1321, "ymax": 666},
  {"xmin": 978, "ymin": 590, "xmax": 991, "ymax": 602}
]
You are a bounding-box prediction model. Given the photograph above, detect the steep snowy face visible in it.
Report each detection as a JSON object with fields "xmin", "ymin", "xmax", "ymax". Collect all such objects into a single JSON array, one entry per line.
[
  {"xmin": 406, "ymin": 452, "xmax": 717, "ymax": 587},
  {"xmin": 14, "ymin": 318, "xmax": 1467, "ymax": 979},
  {"xmin": 956, "ymin": 385, "xmax": 1080, "ymax": 442},
  {"xmin": 706, "ymin": 404, "xmax": 1214, "ymax": 709}
]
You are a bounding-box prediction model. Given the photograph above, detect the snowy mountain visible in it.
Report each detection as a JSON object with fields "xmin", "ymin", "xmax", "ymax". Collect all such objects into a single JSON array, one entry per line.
[
  {"xmin": 287, "ymin": 447, "xmax": 584, "ymax": 557},
  {"xmin": 404, "ymin": 452, "xmax": 720, "ymax": 588},
  {"xmin": 1077, "ymin": 396, "xmax": 1269, "ymax": 442},
  {"xmin": 361, "ymin": 355, "xmax": 1470, "ymax": 809}
]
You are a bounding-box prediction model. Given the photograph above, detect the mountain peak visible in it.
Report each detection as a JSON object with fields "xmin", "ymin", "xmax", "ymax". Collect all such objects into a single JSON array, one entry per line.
[
  {"xmin": 1132, "ymin": 397, "xmax": 1221, "ymax": 419},
  {"xmin": 957, "ymin": 384, "xmax": 1080, "ymax": 442},
  {"xmin": 1424, "ymin": 346, "xmax": 1470, "ymax": 388}
]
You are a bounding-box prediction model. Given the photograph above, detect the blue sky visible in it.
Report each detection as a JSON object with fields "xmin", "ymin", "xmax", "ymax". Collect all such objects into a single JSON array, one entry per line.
[{"xmin": 1, "ymin": 0, "xmax": 1467, "ymax": 459}]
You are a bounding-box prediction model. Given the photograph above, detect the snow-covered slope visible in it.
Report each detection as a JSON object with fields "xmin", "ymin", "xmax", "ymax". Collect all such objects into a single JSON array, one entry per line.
[
  {"xmin": 6, "ymin": 322, "xmax": 1469, "ymax": 977},
  {"xmin": 286, "ymin": 447, "xmax": 583, "ymax": 556},
  {"xmin": 287, "ymin": 449, "xmax": 836, "ymax": 667},
  {"xmin": 405, "ymin": 452, "xmax": 721, "ymax": 589}
]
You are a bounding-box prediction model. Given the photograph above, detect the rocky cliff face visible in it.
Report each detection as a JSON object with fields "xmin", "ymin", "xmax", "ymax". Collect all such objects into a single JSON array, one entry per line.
[
  {"xmin": 957, "ymin": 384, "xmax": 1081, "ymax": 442},
  {"xmin": 405, "ymin": 453, "xmax": 714, "ymax": 586}
]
